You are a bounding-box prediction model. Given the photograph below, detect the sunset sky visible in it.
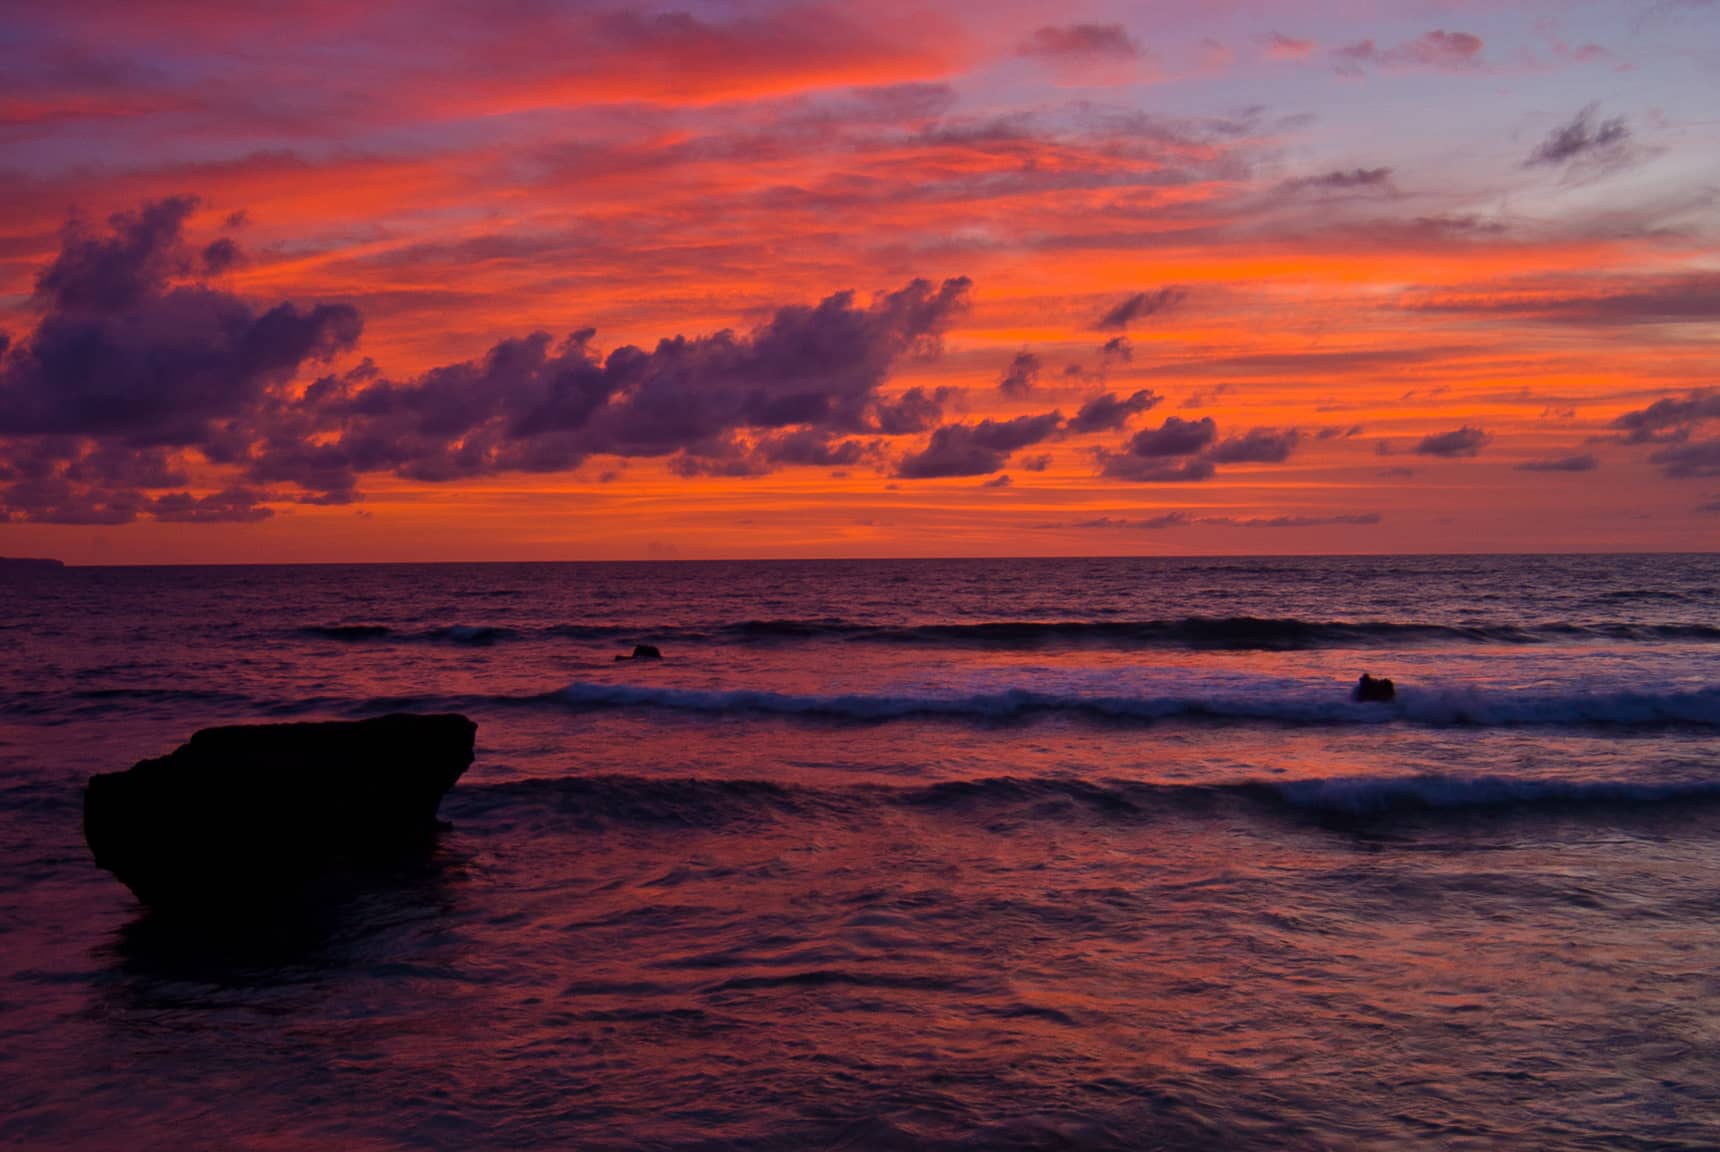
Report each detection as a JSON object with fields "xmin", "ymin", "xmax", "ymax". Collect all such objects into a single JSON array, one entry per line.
[{"xmin": 1, "ymin": 0, "xmax": 1716, "ymax": 562}]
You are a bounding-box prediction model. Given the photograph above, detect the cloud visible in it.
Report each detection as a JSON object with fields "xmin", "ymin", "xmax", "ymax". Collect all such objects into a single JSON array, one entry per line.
[
  {"xmin": 1018, "ymin": 24, "xmax": 1141, "ymax": 63},
  {"xmin": 752, "ymin": 428, "xmax": 875, "ymax": 469},
  {"xmin": 1122, "ymin": 415, "xmax": 1218, "ymax": 457},
  {"xmin": 1097, "ymin": 456, "xmax": 1215, "ymax": 483},
  {"xmin": 1099, "ymin": 336, "xmax": 1133, "ymax": 362},
  {"xmin": 1412, "ymin": 274, "xmax": 1720, "ymax": 326},
  {"xmin": 873, "ymin": 385, "xmax": 957, "ymax": 435},
  {"xmin": 1515, "ymin": 453, "xmax": 1598, "ymax": 472},
  {"xmin": 1649, "ymin": 438, "xmax": 1720, "ymax": 478},
  {"xmin": 150, "ymin": 486, "xmax": 275, "ymax": 522},
  {"xmin": 997, "ymin": 351, "xmax": 1041, "ymax": 396},
  {"xmin": 981, "ymin": 473, "xmax": 1012, "ymax": 488},
  {"xmin": 1095, "ymin": 287, "xmax": 1185, "ymax": 330},
  {"xmin": 1414, "ymin": 426, "xmax": 1491, "ymax": 457},
  {"xmin": 267, "ymin": 275, "xmax": 973, "ymax": 495},
  {"xmin": 1075, "ymin": 511, "xmax": 1381, "ymax": 529},
  {"xmin": 1527, "ymin": 105, "xmax": 1631, "ymax": 168},
  {"xmin": 1279, "ymin": 167, "xmax": 1395, "ymax": 195},
  {"xmin": 1216, "ymin": 513, "xmax": 1380, "ymax": 528},
  {"xmin": 0, "ymin": 199, "xmax": 360, "ymax": 446},
  {"xmin": 1263, "ymin": 32, "xmax": 1314, "ymax": 60},
  {"xmin": 896, "ymin": 411, "xmax": 1064, "ymax": 478},
  {"xmin": 455, "ymin": 5, "xmax": 961, "ymax": 110},
  {"xmin": 1608, "ymin": 389, "xmax": 1720, "ymax": 443},
  {"xmin": 0, "ymin": 197, "xmax": 981, "ymax": 521},
  {"xmin": 1208, "ymin": 427, "xmax": 1300, "ymax": 464},
  {"xmin": 1096, "ymin": 416, "xmax": 1221, "ymax": 482},
  {"xmin": 1334, "ymin": 30, "xmax": 1483, "ymax": 74},
  {"xmin": 0, "ymin": 475, "xmax": 147, "ymax": 525},
  {"xmin": 0, "ymin": 198, "xmax": 362, "ymax": 523},
  {"xmin": 1094, "ymin": 416, "xmax": 1303, "ymax": 482},
  {"xmin": 1067, "ymin": 389, "xmax": 1161, "ymax": 434}
]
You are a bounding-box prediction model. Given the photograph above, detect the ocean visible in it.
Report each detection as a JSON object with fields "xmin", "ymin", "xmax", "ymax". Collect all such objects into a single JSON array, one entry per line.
[{"xmin": 2, "ymin": 554, "xmax": 1717, "ymax": 1150}]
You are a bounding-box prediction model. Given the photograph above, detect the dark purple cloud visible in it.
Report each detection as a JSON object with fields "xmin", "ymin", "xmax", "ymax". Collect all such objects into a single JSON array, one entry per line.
[
  {"xmin": 1414, "ymin": 426, "xmax": 1491, "ymax": 457},
  {"xmin": 1334, "ymin": 30, "xmax": 1483, "ymax": 73},
  {"xmin": 1018, "ymin": 24, "xmax": 1141, "ymax": 62},
  {"xmin": 1, "ymin": 204, "xmax": 359, "ymax": 445},
  {"xmin": 1073, "ymin": 511, "xmax": 1380, "ymax": 529},
  {"xmin": 873, "ymin": 386, "xmax": 956, "ymax": 435},
  {"xmin": 897, "ymin": 411, "xmax": 1064, "ymax": 478},
  {"xmin": 252, "ymin": 276, "xmax": 971, "ymax": 497},
  {"xmin": 0, "ymin": 198, "xmax": 361, "ymax": 522},
  {"xmin": 1515, "ymin": 453, "xmax": 1598, "ymax": 472},
  {"xmin": 1208, "ymin": 427, "xmax": 1300, "ymax": 464},
  {"xmin": 1414, "ymin": 274, "xmax": 1720, "ymax": 326},
  {"xmin": 0, "ymin": 475, "xmax": 146, "ymax": 524},
  {"xmin": 1100, "ymin": 336, "xmax": 1133, "ymax": 362},
  {"xmin": 997, "ymin": 351, "xmax": 1041, "ymax": 396},
  {"xmin": 1608, "ymin": 389, "xmax": 1720, "ymax": 443},
  {"xmin": 1279, "ymin": 167, "xmax": 1395, "ymax": 195},
  {"xmin": 150, "ymin": 486, "xmax": 274, "ymax": 522},
  {"xmin": 1096, "ymin": 416, "xmax": 1218, "ymax": 482},
  {"xmin": 1527, "ymin": 105, "xmax": 1631, "ymax": 168},
  {"xmin": 34, "ymin": 197, "xmax": 199, "ymax": 314},
  {"xmin": 1096, "ymin": 415, "xmax": 1307, "ymax": 482},
  {"xmin": 0, "ymin": 198, "xmax": 978, "ymax": 522},
  {"xmin": 1097, "ymin": 456, "xmax": 1216, "ymax": 483},
  {"xmin": 1067, "ymin": 389, "xmax": 1161, "ymax": 434},
  {"xmin": 1649, "ymin": 438, "xmax": 1720, "ymax": 478},
  {"xmin": 200, "ymin": 237, "xmax": 243, "ymax": 274},
  {"xmin": 1096, "ymin": 287, "xmax": 1185, "ymax": 330},
  {"xmin": 1122, "ymin": 416, "xmax": 1217, "ymax": 457}
]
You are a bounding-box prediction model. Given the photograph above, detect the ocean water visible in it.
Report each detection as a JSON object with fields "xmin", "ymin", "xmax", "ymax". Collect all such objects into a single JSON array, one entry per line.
[{"xmin": 2, "ymin": 554, "xmax": 1718, "ymax": 1150}]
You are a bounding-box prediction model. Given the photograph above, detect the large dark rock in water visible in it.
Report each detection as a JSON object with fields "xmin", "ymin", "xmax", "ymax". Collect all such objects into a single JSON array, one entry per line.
[{"xmin": 85, "ymin": 713, "xmax": 476, "ymax": 909}]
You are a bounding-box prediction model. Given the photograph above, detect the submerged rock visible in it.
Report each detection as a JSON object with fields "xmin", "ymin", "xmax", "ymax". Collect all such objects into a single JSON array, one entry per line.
[
  {"xmin": 1354, "ymin": 674, "xmax": 1396, "ymax": 703},
  {"xmin": 84, "ymin": 713, "xmax": 475, "ymax": 909},
  {"xmin": 616, "ymin": 644, "xmax": 663, "ymax": 661}
]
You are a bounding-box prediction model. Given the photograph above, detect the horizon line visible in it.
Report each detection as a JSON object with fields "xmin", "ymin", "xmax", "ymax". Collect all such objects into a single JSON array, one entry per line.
[{"xmin": 8, "ymin": 549, "xmax": 1717, "ymax": 569}]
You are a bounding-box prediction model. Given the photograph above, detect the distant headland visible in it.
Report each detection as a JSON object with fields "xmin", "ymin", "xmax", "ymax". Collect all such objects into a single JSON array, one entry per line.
[{"xmin": 0, "ymin": 557, "xmax": 65, "ymax": 573}]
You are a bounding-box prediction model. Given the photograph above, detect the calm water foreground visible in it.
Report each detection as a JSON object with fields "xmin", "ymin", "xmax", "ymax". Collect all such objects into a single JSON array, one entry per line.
[{"xmin": 2, "ymin": 555, "xmax": 1718, "ymax": 1150}]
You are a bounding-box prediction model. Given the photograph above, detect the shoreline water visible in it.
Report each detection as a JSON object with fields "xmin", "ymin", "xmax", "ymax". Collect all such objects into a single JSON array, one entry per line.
[{"xmin": 4, "ymin": 554, "xmax": 1717, "ymax": 1149}]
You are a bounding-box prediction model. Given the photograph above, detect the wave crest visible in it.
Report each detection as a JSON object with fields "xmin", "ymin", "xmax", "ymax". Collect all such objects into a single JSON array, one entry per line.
[{"xmin": 547, "ymin": 680, "xmax": 1720, "ymax": 730}]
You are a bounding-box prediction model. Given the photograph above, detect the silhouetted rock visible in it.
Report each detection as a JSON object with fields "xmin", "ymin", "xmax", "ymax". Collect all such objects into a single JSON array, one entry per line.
[
  {"xmin": 85, "ymin": 713, "xmax": 476, "ymax": 909},
  {"xmin": 616, "ymin": 644, "xmax": 663, "ymax": 661},
  {"xmin": 1354, "ymin": 674, "xmax": 1396, "ymax": 703}
]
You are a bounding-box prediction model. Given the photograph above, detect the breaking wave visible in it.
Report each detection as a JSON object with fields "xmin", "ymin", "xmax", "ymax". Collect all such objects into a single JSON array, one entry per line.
[
  {"xmin": 544, "ymin": 680, "xmax": 1720, "ymax": 730},
  {"xmin": 449, "ymin": 771, "xmax": 1720, "ymax": 830}
]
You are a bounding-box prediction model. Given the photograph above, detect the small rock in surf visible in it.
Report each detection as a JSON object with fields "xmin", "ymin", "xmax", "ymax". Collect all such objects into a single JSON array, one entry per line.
[{"xmin": 1354, "ymin": 674, "xmax": 1396, "ymax": 703}]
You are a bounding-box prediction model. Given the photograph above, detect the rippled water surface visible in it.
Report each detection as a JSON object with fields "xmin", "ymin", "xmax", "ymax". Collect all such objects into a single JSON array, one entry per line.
[{"xmin": 3, "ymin": 555, "xmax": 1718, "ymax": 1149}]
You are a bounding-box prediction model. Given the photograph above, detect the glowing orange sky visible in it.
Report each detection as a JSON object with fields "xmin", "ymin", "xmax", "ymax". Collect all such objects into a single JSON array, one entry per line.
[{"xmin": 0, "ymin": 1, "xmax": 1716, "ymax": 561}]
